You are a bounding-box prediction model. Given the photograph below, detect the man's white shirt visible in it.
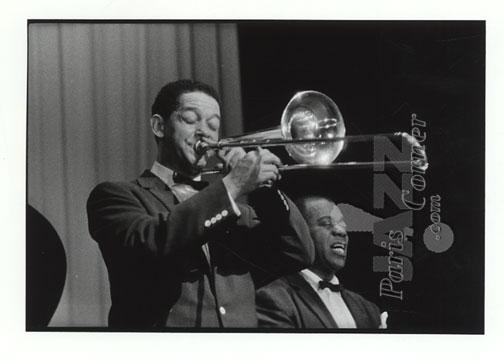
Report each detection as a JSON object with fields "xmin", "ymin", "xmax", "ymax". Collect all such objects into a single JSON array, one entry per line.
[{"xmin": 300, "ymin": 269, "xmax": 357, "ymax": 328}]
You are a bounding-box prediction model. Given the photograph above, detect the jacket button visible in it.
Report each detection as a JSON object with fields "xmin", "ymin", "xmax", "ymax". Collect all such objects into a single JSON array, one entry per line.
[
  {"xmin": 221, "ymin": 210, "xmax": 228, "ymax": 217},
  {"xmin": 204, "ymin": 220, "xmax": 211, "ymax": 227},
  {"xmin": 211, "ymin": 217, "xmax": 217, "ymax": 224},
  {"xmin": 216, "ymin": 214, "xmax": 222, "ymax": 221},
  {"xmin": 219, "ymin": 306, "xmax": 226, "ymax": 315}
]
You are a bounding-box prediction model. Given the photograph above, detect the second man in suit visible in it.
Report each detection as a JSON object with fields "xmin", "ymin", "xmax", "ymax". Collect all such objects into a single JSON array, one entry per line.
[{"xmin": 256, "ymin": 195, "xmax": 386, "ymax": 329}]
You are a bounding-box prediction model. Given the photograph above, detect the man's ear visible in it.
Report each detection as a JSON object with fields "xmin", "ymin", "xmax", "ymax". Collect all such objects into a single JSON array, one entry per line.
[{"xmin": 150, "ymin": 114, "xmax": 165, "ymax": 138}]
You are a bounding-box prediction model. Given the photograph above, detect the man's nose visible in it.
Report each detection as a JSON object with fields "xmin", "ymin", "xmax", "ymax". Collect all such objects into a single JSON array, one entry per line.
[
  {"xmin": 195, "ymin": 121, "xmax": 212, "ymax": 138},
  {"xmin": 331, "ymin": 226, "xmax": 347, "ymax": 238}
]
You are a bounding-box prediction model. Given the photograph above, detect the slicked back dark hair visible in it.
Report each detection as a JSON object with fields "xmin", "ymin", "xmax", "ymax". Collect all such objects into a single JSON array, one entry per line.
[{"xmin": 151, "ymin": 79, "xmax": 221, "ymax": 120}]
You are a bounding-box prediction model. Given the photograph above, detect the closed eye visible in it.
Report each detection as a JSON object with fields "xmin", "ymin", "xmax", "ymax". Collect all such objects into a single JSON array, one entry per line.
[
  {"xmin": 178, "ymin": 110, "xmax": 198, "ymax": 125},
  {"xmin": 317, "ymin": 216, "xmax": 347, "ymax": 231},
  {"xmin": 317, "ymin": 217, "xmax": 334, "ymax": 228},
  {"xmin": 207, "ymin": 117, "xmax": 220, "ymax": 132}
]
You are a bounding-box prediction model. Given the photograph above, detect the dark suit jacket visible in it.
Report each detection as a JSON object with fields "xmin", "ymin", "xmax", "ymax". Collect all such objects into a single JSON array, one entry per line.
[
  {"xmin": 87, "ymin": 170, "xmax": 313, "ymax": 328},
  {"xmin": 256, "ymin": 273, "xmax": 381, "ymax": 329}
]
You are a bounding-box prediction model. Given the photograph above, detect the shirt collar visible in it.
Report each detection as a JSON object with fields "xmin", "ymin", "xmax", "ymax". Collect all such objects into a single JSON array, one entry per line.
[
  {"xmin": 151, "ymin": 161, "xmax": 202, "ymax": 188},
  {"xmin": 300, "ymin": 269, "xmax": 340, "ymax": 291},
  {"xmin": 151, "ymin": 161, "xmax": 175, "ymax": 188}
]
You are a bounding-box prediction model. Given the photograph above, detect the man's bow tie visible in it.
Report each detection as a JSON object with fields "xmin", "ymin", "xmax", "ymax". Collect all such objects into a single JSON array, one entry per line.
[
  {"xmin": 173, "ymin": 173, "xmax": 208, "ymax": 191},
  {"xmin": 319, "ymin": 280, "xmax": 343, "ymax": 292}
]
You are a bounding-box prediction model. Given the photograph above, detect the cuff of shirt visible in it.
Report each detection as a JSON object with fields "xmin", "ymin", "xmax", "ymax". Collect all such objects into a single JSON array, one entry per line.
[{"xmin": 227, "ymin": 190, "xmax": 241, "ymax": 217}]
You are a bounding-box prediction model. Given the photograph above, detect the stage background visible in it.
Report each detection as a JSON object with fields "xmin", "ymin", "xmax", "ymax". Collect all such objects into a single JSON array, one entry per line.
[{"xmin": 27, "ymin": 22, "xmax": 244, "ymax": 326}]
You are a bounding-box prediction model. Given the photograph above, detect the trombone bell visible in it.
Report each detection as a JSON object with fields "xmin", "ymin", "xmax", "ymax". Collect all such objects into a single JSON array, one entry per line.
[{"xmin": 281, "ymin": 91, "xmax": 346, "ymax": 165}]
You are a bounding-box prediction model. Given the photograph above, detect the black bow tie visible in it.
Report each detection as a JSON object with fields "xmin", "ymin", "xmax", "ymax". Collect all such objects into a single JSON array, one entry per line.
[
  {"xmin": 319, "ymin": 280, "xmax": 343, "ymax": 292},
  {"xmin": 173, "ymin": 173, "xmax": 208, "ymax": 191}
]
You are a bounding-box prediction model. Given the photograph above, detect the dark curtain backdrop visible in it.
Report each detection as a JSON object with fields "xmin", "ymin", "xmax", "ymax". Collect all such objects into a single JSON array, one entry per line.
[
  {"xmin": 27, "ymin": 22, "xmax": 244, "ymax": 326},
  {"xmin": 237, "ymin": 21, "xmax": 484, "ymax": 332}
]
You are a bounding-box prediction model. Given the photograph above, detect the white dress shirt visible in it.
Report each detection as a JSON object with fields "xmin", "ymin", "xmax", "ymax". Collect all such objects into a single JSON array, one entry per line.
[{"xmin": 300, "ymin": 269, "xmax": 357, "ymax": 328}]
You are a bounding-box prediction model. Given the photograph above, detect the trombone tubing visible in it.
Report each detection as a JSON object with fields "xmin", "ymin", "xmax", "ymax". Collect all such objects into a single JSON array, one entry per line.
[
  {"xmin": 200, "ymin": 160, "xmax": 425, "ymax": 175},
  {"xmin": 195, "ymin": 133, "xmax": 400, "ymax": 154}
]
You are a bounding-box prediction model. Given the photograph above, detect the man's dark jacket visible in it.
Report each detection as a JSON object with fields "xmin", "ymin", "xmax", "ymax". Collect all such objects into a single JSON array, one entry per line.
[
  {"xmin": 87, "ymin": 170, "xmax": 313, "ymax": 328},
  {"xmin": 256, "ymin": 273, "xmax": 381, "ymax": 328}
]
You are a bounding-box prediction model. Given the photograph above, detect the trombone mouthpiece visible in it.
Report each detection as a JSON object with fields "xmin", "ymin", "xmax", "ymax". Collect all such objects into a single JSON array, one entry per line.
[{"xmin": 194, "ymin": 140, "xmax": 209, "ymax": 155}]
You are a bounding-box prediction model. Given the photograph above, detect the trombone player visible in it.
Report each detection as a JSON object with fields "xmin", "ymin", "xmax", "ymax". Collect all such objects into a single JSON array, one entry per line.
[{"xmin": 87, "ymin": 79, "xmax": 314, "ymax": 328}]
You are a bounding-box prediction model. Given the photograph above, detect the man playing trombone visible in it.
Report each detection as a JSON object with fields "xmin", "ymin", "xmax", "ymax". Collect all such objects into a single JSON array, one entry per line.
[{"xmin": 86, "ymin": 79, "xmax": 314, "ymax": 328}]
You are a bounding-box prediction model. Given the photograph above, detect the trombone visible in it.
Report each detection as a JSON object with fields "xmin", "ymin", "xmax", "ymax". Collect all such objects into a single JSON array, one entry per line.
[{"xmin": 196, "ymin": 91, "xmax": 427, "ymax": 174}]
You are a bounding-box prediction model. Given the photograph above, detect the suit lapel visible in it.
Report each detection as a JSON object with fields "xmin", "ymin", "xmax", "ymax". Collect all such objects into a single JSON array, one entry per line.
[
  {"xmin": 288, "ymin": 273, "xmax": 338, "ymax": 328},
  {"xmin": 341, "ymin": 290, "xmax": 370, "ymax": 328},
  {"xmin": 136, "ymin": 170, "xmax": 211, "ymax": 270},
  {"xmin": 136, "ymin": 170, "xmax": 175, "ymax": 212}
]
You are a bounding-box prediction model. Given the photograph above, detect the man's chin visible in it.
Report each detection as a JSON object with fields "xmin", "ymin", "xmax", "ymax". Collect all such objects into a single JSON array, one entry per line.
[
  {"xmin": 195, "ymin": 158, "xmax": 207, "ymax": 171},
  {"xmin": 185, "ymin": 158, "xmax": 206, "ymax": 177},
  {"xmin": 331, "ymin": 258, "xmax": 346, "ymax": 272}
]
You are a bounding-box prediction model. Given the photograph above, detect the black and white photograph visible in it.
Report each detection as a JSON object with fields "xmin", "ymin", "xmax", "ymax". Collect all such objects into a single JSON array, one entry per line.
[
  {"xmin": 2, "ymin": 0, "xmax": 504, "ymax": 358},
  {"xmin": 26, "ymin": 20, "xmax": 484, "ymax": 333}
]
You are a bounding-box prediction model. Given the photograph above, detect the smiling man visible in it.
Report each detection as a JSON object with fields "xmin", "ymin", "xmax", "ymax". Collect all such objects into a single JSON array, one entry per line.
[
  {"xmin": 256, "ymin": 195, "xmax": 385, "ymax": 329},
  {"xmin": 87, "ymin": 80, "xmax": 313, "ymax": 328}
]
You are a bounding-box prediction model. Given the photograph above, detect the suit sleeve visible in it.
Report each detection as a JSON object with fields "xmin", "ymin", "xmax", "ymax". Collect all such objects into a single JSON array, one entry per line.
[
  {"xmin": 220, "ymin": 186, "xmax": 314, "ymax": 283},
  {"xmin": 364, "ymin": 299, "xmax": 382, "ymax": 328},
  {"xmin": 343, "ymin": 290, "xmax": 382, "ymax": 328},
  {"xmin": 256, "ymin": 282, "xmax": 297, "ymax": 328},
  {"xmin": 87, "ymin": 179, "xmax": 313, "ymax": 277},
  {"xmin": 87, "ymin": 179, "xmax": 240, "ymax": 257}
]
